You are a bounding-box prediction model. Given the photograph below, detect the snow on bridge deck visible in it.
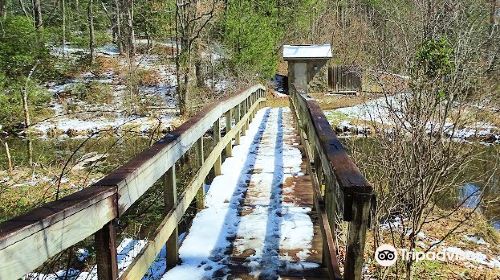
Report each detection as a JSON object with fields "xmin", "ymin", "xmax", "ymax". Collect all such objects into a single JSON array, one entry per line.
[{"xmin": 162, "ymin": 107, "xmax": 325, "ymax": 279}]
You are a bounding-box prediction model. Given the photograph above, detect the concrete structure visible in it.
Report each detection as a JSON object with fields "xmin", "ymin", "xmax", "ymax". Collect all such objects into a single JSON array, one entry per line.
[{"xmin": 283, "ymin": 44, "xmax": 332, "ymax": 94}]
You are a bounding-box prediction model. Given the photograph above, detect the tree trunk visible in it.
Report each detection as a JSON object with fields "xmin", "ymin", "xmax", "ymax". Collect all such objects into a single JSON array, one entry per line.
[
  {"xmin": 62, "ymin": 0, "xmax": 66, "ymax": 55},
  {"xmin": 3, "ymin": 141, "xmax": 13, "ymax": 174},
  {"xmin": 125, "ymin": 0, "xmax": 135, "ymax": 56},
  {"xmin": 33, "ymin": 0, "xmax": 43, "ymax": 29},
  {"xmin": 88, "ymin": 0, "xmax": 95, "ymax": 64},
  {"xmin": 19, "ymin": 0, "xmax": 29, "ymax": 18},
  {"xmin": 21, "ymin": 87, "xmax": 33, "ymax": 167},
  {"xmin": 115, "ymin": 0, "xmax": 123, "ymax": 53},
  {"xmin": 194, "ymin": 46, "xmax": 204, "ymax": 88},
  {"xmin": 119, "ymin": 0, "xmax": 135, "ymax": 57},
  {"xmin": 491, "ymin": 0, "xmax": 499, "ymax": 27},
  {"xmin": 0, "ymin": 0, "xmax": 6, "ymax": 19}
]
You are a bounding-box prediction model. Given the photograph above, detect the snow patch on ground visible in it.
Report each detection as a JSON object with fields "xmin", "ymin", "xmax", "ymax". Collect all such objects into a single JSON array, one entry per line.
[
  {"xmin": 34, "ymin": 51, "xmax": 179, "ymax": 137},
  {"xmin": 441, "ymin": 246, "xmax": 500, "ymax": 268},
  {"xmin": 327, "ymin": 95, "xmax": 499, "ymax": 142},
  {"xmin": 24, "ymin": 238, "xmax": 168, "ymax": 280}
]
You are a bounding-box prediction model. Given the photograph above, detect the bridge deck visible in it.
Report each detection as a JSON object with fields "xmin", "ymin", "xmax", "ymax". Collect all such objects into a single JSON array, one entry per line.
[{"xmin": 162, "ymin": 107, "xmax": 327, "ymax": 279}]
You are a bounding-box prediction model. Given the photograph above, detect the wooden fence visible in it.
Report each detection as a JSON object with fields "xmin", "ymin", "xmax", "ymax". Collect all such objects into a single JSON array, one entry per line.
[
  {"xmin": 0, "ymin": 85, "xmax": 266, "ymax": 280},
  {"xmin": 328, "ymin": 65, "xmax": 362, "ymax": 94},
  {"xmin": 290, "ymin": 85, "xmax": 373, "ymax": 280}
]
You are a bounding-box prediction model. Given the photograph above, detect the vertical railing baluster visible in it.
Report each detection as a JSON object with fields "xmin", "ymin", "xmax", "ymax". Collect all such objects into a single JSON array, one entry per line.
[
  {"xmin": 242, "ymin": 99, "xmax": 249, "ymax": 135},
  {"xmin": 196, "ymin": 137, "xmax": 205, "ymax": 210},
  {"xmin": 225, "ymin": 109, "xmax": 233, "ymax": 157},
  {"xmin": 213, "ymin": 118, "xmax": 222, "ymax": 176},
  {"xmin": 164, "ymin": 165, "xmax": 179, "ymax": 268},
  {"xmin": 235, "ymin": 104, "xmax": 241, "ymax": 145},
  {"xmin": 95, "ymin": 220, "xmax": 118, "ymax": 280},
  {"xmin": 251, "ymin": 94, "xmax": 255, "ymax": 119}
]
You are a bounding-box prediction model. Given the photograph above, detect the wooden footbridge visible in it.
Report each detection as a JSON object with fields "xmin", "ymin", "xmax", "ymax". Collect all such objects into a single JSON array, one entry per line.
[{"xmin": 0, "ymin": 84, "xmax": 374, "ymax": 280}]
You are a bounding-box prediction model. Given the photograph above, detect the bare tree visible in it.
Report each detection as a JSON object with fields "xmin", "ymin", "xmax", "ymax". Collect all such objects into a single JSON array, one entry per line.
[
  {"xmin": 114, "ymin": 0, "xmax": 124, "ymax": 53},
  {"xmin": 346, "ymin": 1, "xmax": 499, "ymax": 278},
  {"xmin": 62, "ymin": 0, "xmax": 66, "ymax": 55},
  {"xmin": 175, "ymin": 0, "xmax": 217, "ymax": 115},
  {"xmin": 1, "ymin": 140, "xmax": 13, "ymax": 174},
  {"xmin": 88, "ymin": 0, "xmax": 95, "ymax": 64},
  {"xmin": 119, "ymin": 0, "xmax": 135, "ymax": 57},
  {"xmin": 19, "ymin": 0, "xmax": 30, "ymax": 18},
  {"xmin": 21, "ymin": 62, "xmax": 39, "ymax": 168},
  {"xmin": 0, "ymin": 0, "xmax": 6, "ymax": 18},
  {"xmin": 32, "ymin": 0, "xmax": 42, "ymax": 29}
]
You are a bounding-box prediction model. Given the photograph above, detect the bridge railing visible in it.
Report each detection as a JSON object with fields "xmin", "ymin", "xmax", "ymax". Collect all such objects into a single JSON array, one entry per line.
[
  {"xmin": 289, "ymin": 85, "xmax": 374, "ymax": 280},
  {"xmin": 0, "ymin": 85, "xmax": 267, "ymax": 280}
]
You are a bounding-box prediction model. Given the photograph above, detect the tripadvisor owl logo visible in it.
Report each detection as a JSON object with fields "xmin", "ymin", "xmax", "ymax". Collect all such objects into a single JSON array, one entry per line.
[{"xmin": 375, "ymin": 244, "xmax": 398, "ymax": 266}]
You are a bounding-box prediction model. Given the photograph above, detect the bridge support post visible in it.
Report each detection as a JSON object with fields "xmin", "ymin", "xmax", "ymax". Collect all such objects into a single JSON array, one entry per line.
[
  {"xmin": 95, "ymin": 221, "xmax": 118, "ymax": 280},
  {"xmin": 225, "ymin": 109, "xmax": 233, "ymax": 156},
  {"xmin": 344, "ymin": 194, "xmax": 371, "ymax": 280},
  {"xmin": 235, "ymin": 104, "xmax": 241, "ymax": 145},
  {"xmin": 213, "ymin": 118, "xmax": 222, "ymax": 176},
  {"xmin": 164, "ymin": 165, "xmax": 179, "ymax": 269},
  {"xmin": 196, "ymin": 137, "xmax": 205, "ymax": 210}
]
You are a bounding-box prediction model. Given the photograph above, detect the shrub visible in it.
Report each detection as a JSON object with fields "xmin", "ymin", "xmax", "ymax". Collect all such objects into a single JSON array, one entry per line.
[
  {"xmin": 136, "ymin": 69, "xmax": 161, "ymax": 86},
  {"xmin": 71, "ymin": 81, "xmax": 113, "ymax": 104},
  {"xmin": 0, "ymin": 80, "xmax": 51, "ymax": 131},
  {"xmin": 93, "ymin": 57, "xmax": 122, "ymax": 76}
]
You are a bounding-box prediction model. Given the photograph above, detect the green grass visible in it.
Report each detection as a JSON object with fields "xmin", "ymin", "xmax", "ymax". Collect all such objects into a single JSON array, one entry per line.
[
  {"xmin": 413, "ymin": 260, "xmax": 447, "ymax": 279},
  {"xmin": 325, "ymin": 110, "xmax": 350, "ymax": 126}
]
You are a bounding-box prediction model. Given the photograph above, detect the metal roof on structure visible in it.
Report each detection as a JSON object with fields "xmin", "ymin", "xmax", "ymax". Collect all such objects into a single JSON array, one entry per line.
[{"xmin": 283, "ymin": 44, "xmax": 332, "ymax": 60}]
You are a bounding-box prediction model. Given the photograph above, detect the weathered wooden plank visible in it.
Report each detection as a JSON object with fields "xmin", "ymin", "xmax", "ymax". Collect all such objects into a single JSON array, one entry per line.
[
  {"xmin": 344, "ymin": 195, "xmax": 371, "ymax": 280},
  {"xmin": 296, "ymin": 93, "xmax": 371, "ymax": 193},
  {"xmin": 95, "ymin": 221, "xmax": 119, "ymax": 280},
  {"xmin": 0, "ymin": 189, "xmax": 117, "ymax": 280},
  {"xmin": 301, "ymin": 137, "xmax": 342, "ymax": 280},
  {"xmin": 164, "ymin": 166, "xmax": 179, "ymax": 269},
  {"xmin": 118, "ymin": 98, "xmax": 265, "ymax": 280},
  {"xmin": 290, "ymin": 87, "xmax": 373, "ymax": 280}
]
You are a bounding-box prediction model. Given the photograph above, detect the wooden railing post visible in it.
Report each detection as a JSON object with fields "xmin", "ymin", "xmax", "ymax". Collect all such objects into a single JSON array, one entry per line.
[
  {"xmin": 242, "ymin": 99, "xmax": 249, "ymax": 135},
  {"xmin": 235, "ymin": 104, "xmax": 241, "ymax": 145},
  {"xmin": 195, "ymin": 137, "xmax": 205, "ymax": 210},
  {"xmin": 213, "ymin": 118, "xmax": 222, "ymax": 176},
  {"xmin": 164, "ymin": 165, "xmax": 179, "ymax": 269},
  {"xmin": 95, "ymin": 221, "xmax": 118, "ymax": 280},
  {"xmin": 344, "ymin": 193, "xmax": 371, "ymax": 280},
  {"xmin": 225, "ymin": 109, "xmax": 233, "ymax": 157},
  {"xmin": 251, "ymin": 94, "xmax": 256, "ymax": 118}
]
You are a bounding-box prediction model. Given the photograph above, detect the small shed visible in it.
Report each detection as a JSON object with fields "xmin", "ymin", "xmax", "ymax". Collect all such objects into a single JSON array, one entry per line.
[{"xmin": 283, "ymin": 44, "xmax": 332, "ymax": 94}]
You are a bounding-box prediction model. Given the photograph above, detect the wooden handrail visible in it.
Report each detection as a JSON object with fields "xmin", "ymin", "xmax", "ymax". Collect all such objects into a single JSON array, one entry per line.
[
  {"xmin": 0, "ymin": 85, "xmax": 266, "ymax": 280},
  {"xmin": 289, "ymin": 85, "xmax": 374, "ymax": 280}
]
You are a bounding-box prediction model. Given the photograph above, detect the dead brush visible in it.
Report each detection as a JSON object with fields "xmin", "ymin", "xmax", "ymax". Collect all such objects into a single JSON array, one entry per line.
[
  {"xmin": 93, "ymin": 56, "xmax": 123, "ymax": 76},
  {"xmin": 136, "ymin": 69, "xmax": 162, "ymax": 87}
]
